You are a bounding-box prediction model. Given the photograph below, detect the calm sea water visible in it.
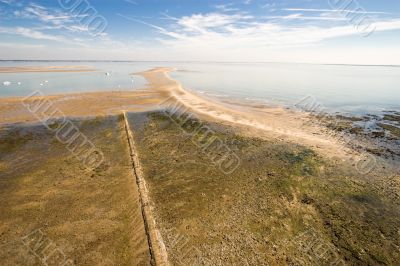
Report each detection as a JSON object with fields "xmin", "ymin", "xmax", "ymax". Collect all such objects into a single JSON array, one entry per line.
[
  {"xmin": 0, "ymin": 61, "xmax": 151, "ymax": 96},
  {"xmin": 1, "ymin": 61, "xmax": 399, "ymax": 115},
  {"xmin": 171, "ymin": 62, "xmax": 400, "ymax": 115}
]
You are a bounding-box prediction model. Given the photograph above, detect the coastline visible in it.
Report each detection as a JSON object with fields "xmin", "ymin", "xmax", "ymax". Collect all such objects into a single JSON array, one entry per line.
[
  {"xmin": 137, "ymin": 68, "xmax": 356, "ymax": 160},
  {"xmin": 0, "ymin": 67, "xmax": 397, "ymax": 168},
  {"xmin": 0, "ymin": 67, "xmax": 350, "ymax": 159},
  {"xmin": 0, "ymin": 66, "xmax": 97, "ymax": 73},
  {"xmin": 1, "ymin": 67, "xmax": 399, "ymax": 265}
]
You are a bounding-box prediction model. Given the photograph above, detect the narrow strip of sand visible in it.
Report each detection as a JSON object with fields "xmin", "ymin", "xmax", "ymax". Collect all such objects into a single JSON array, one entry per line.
[
  {"xmin": 0, "ymin": 66, "xmax": 97, "ymax": 73},
  {"xmin": 0, "ymin": 67, "xmax": 360, "ymax": 162},
  {"xmin": 136, "ymin": 68, "xmax": 356, "ymax": 160}
]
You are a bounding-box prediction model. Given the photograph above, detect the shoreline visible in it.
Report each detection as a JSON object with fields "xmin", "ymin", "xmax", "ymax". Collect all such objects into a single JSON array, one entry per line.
[
  {"xmin": 137, "ymin": 68, "xmax": 356, "ymax": 160},
  {"xmin": 137, "ymin": 67, "xmax": 399, "ymax": 173},
  {"xmin": 0, "ymin": 66, "xmax": 97, "ymax": 73},
  {"xmin": 1, "ymin": 67, "xmax": 399, "ymax": 265},
  {"xmin": 0, "ymin": 67, "xmax": 397, "ymax": 168}
]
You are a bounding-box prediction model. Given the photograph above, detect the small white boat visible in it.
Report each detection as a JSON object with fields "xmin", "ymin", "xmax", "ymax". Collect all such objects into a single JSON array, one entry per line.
[{"xmin": 3, "ymin": 81, "xmax": 11, "ymax": 86}]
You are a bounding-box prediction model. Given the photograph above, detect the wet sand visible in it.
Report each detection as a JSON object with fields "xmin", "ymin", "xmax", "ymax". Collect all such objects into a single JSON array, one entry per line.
[
  {"xmin": 128, "ymin": 111, "xmax": 400, "ymax": 265},
  {"xmin": 0, "ymin": 90, "xmax": 163, "ymax": 125},
  {"xmin": 137, "ymin": 68, "xmax": 361, "ymax": 160},
  {"xmin": 1, "ymin": 66, "xmax": 398, "ymax": 175},
  {"xmin": 0, "ymin": 67, "xmax": 399, "ymax": 265},
  {"xmin": 0, "ymin": 116, "xmax": 151, "ymax": 265},
  {"xmin": 0, "ymin": 67, "xmax": 356, "ymax": 160},
  {"xmin": 0, "ymin": 66, "xmax": 97, "ymax": 73}
]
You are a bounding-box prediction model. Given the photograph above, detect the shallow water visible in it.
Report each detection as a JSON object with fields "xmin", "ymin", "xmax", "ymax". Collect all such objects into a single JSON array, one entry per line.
[
  {"xmin": 1, "ymin": 61, "xmax": 399, "ymax": 116},
  {"xmin": 0, "ymin": 61, "xmax": 151, "ymax": 97},
  {"xmin": 170, "ymin": 62, "xmax": 400, "ymax": 115}
]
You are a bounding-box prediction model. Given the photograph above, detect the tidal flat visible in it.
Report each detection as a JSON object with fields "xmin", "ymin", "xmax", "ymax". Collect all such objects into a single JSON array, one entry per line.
[
  {"xmin": 0, "ymin": 66, "xmax": 399, "ymax": 265},
  {"xmin": 0, "ymin": 116, "xmax": 150, "ymax": 265},
  {"xmin": 0, "ymin": 110, "xmax": 399, "ymax": 265},
  {"xmin": 128, "ymin": 111, "xmax": 400, "ymax": 265}
]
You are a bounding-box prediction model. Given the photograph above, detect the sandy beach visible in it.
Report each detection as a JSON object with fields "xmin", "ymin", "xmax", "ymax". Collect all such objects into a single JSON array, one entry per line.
[
  {"xmin": 0, "ymin": 67, "xmax": 355, "ymax": 159},
  {"xmin": 1, "ymin": 66, "xmax": 396, "ymax": 174},
  {"xmin": 138, "ymin": 68, "xmax": 356, "ymax": 159}
]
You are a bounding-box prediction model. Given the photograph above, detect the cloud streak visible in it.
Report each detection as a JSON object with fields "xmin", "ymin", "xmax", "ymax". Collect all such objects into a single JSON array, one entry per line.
[
  {"xmin": 282, "ymin": 8, "xmax": 390, "ymax": 15},
  {"xmin": 139, "ymin": 11, "xmax": 400, "ymax": 49},
  {"xmin": 13, "ymin": 3, "xmax": 92, "ymax": 33},
  {"xmin": 0, "ymin": 26, "xmax": 66, "ymax": 41},
  {"xmin": 1, "ymin": 1, "xmax": 400, "ymax": 64}
]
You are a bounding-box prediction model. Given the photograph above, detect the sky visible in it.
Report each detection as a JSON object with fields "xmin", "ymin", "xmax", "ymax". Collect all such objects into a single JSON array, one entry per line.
[{"xmin": 0, "ymin": 0, "xmax": 399, "ymax": 64}]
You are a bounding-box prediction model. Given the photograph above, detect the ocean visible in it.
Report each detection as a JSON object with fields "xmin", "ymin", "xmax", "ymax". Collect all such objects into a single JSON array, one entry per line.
[{"xmin": 1, "ymin": 61, "xmax": 399, "ymax": 116}]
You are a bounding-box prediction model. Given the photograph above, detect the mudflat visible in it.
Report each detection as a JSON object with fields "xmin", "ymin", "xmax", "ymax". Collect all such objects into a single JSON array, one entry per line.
[
  {"xmin": 0, "ymin": 115, "xmax": 151, "ymax": 265},
  {"xmin": 128, "ymin": 111, "xmax": 400, "ymax": 265},
  {"xmin": 0, "ymin": 67, "xmax": 399, "ymax": 265}
]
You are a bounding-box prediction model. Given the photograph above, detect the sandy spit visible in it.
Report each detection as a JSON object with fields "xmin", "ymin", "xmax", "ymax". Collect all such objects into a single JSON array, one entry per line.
[
  {"xmin": 137, "ymin": 67, "xmax": 359, "ymax": 160},
  {"xmin": 0, "ymin": 65, "xmax": 97, "ymax": 73}
]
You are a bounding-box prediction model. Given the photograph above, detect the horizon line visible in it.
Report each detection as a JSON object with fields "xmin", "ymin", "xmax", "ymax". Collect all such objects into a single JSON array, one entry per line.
[{"xmin": 0, "ymin": 60, "xmax": 399, "ymax": 68}]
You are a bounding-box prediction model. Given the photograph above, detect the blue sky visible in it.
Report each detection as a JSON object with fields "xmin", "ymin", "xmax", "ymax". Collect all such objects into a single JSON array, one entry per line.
[{"xmin": 0, "ymin": 0, "xmax": 399, "ymax": 64}]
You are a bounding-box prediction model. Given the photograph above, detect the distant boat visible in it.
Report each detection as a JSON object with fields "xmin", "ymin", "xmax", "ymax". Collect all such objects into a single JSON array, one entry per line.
[
  {"xmin": 17, "ymin": 82, "xmax": 21, "ymax": 85},
  {"xmin": 3, "ymin": 81, "xmax": 11, "ymax": 86},
  {"xmin": 105, "ymin": 72, "xmax": 110, "ymax": 76}
]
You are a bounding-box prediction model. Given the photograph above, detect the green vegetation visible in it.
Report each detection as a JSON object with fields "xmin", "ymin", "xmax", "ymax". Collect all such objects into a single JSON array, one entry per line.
[
  {"xmin": 383, "ymin": 114, "xmax": 400, "ymax": 123},
  {"xmin": 335, "ymin": 115, "xmax": 364, "ymax": 122},
  {"xmin": 378, "ymin": 123, "xmax": 400, "ymax": 138},
  {"xmin": 0, "ymin": 128, "xmax": 33, "ymax": 154}
]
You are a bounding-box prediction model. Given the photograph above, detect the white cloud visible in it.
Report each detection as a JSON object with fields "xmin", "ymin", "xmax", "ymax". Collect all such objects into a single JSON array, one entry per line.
[
  {"xmin": 16, "ymin": 3, "xmax": 76, "ymax": 24},
  {"xmin": 146, "ymin": 12, "xmax": 400, "ymax": 49},
  {"xmin": 177, "ymin": 13, "xmax": 253, "ymax": 33},
  {"xmin": 0, "ymin": 0, "xmax": 14, "ymax": 4},
  {"xmin": 214, "ymin": 4, "xmax": 239, "ymax": 12},
  {"xmin": 12, "ymin": 3, "xmax": 97, "ymax": 35},
  {"xmin": 0, "ymin": 26, "xmax": 66, "ymax": 41},
  {"xmin": 265, "ymin": 13, "xmax": 347, "ymax": 21},
  {"xmin": 282, "ymin": 8, "xmax": 390, "ymax": 15},
  {"xmin": 113, "ymin": 10, "xmax": 399, "ymax": 64},
  {"xmin": 2, "ymin": 2, "xmax": 400, "ymax": 64}
]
